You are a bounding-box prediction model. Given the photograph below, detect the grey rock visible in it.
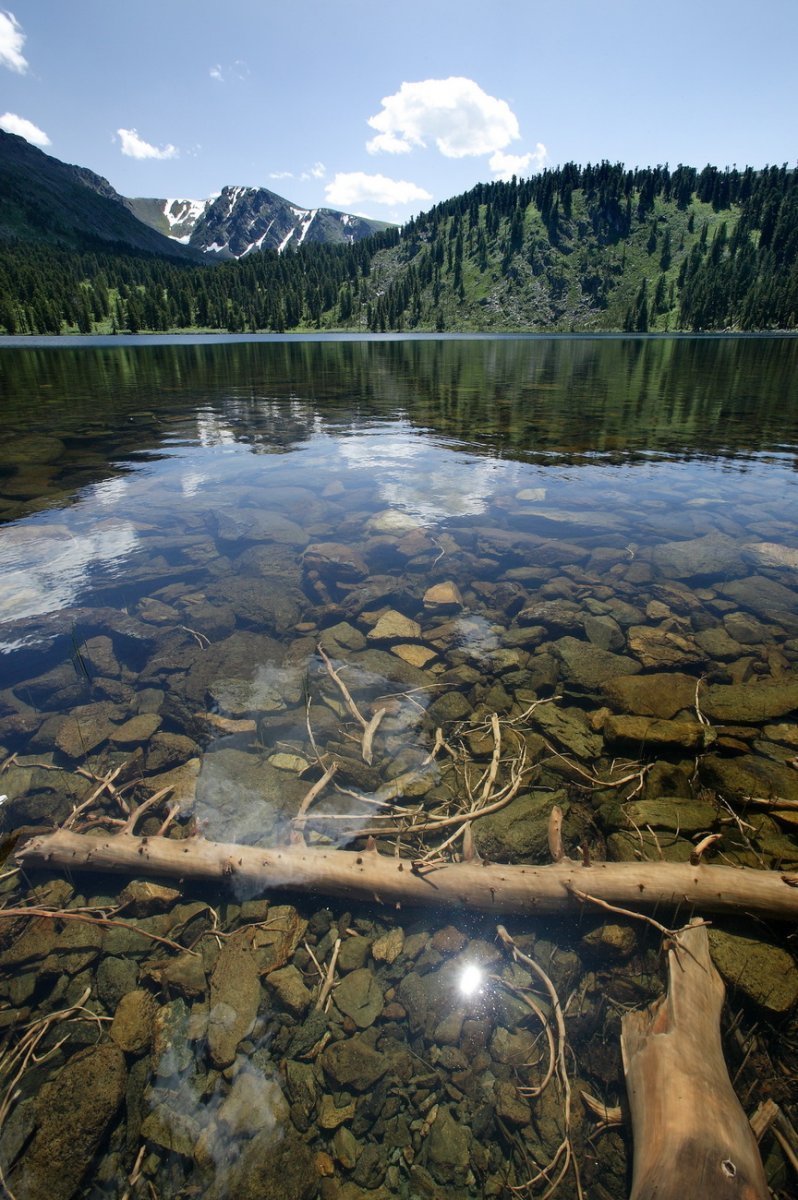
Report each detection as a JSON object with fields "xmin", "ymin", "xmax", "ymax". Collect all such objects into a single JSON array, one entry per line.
[
  {"xmin": 603, "ymin": 672, "xmax": 699, "ymax": 719},
  {"xmin": 333, "ymin": 968, "xmax": 384, "ymax": 1028},
  {"xmin": 652, "ymin": 532, "xmax": 744, "ymax": 580},
  {"xmin": 321, "ymin": 1036, "xmax": 388, "ymax": 1091},
  {"xmin": 208, "ymin": 929, "xmax": 262, "ymax": 1067},
  {"xmin": 214, "ymin": 508, "xmax": 309, "ymax": 546},
  {"xmin": 720, "ymin": 576, "xmax": 798, "ymax": 628},
  {"xmin": 424, "ymin": 1105, "xmax": 470, "ymax": 1185},
  {"xmin": 267, "ymin": 965, "xmax": 312, "ymax": 1017},
  {"xmin": 554, "ymin": 636, "xmax": 641, "ymax": 689}
]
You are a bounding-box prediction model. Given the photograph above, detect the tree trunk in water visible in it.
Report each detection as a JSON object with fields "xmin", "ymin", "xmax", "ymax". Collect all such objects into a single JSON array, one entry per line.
[
  {"xmin": 621, "ymin": 921, "xmax": 769, "ymax": 1200},
  {"xmin": 15, "ymin": 829, "xmax": 798, "ymax": 921}
]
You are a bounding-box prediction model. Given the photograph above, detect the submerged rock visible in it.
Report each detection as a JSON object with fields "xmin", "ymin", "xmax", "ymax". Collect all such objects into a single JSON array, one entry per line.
[
  {"xmin": 553, "ymin": 636, "xmax": 641, "ymax": 689},
  {"xmin": 208, "ymin": 930, "xmax": 261, "ymax": 1067},
  {"xmin": 602, "ymin": 671, "xmax": 698, "ymax": 719},
  {"xmin": 333, "ymin": 967, "xmax": 384, "ymax": 1028},
  {"xmin": 13, "ymin": 1043, "xmax": 126, "ymax": 1200},
  {"xmin": 473, "ymin": 789, "xmax": 578, "ymax": 863},
  {"xmin": 423, "ymin": 581, "xmax": 464, "ymax": 610},
  {"xmin": 366, "ymin": 610, "xmax": 422, "ymax": 642},
  {"xmin": 708, "ymin": 929, "xmax": 798, "ymax": 1015},
  {"xmin": 702, "ymin": 677, "xmax": 798, "ymax": 723},
  {"xmin": 603, "ymin": 714, "xmax": 712, "ymax": 753},
  {"xmin": 321, "ymin": 1036, "xmax": 387, "ymax": 1091},
  {"xmin": 651, "ymin": 532, "xmax": 744, "ymax": 580}
]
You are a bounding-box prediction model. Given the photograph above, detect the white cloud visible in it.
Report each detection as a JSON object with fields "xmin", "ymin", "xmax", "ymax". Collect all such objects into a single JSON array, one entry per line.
[
  {"xmin": 209, "ymin": 60, "xmax": 248, "ymax": 83},
  {"xmin": 489, "ymin": 143, "xmax": 548, "ymax": 180},
  {"xmin": 0, "ymin": 111, "xmax": 49, "ymax": 146},
  {"xmin": 271, "ymin": 162, "xmax": 326, "ymax": 183},
  {"xmin": 367, "ymin": 77, "xmax": 521, "ymax": 159},
  {"xmin": 0, "ymin": 10, "xmax": 27, "ymax": 73},
  {"xmin": 325, "ymin": 171, "xmax": 432, "ymax": 209},
  {"xmin": 117, "ymin": 128, "xmax": 178, "ymax": 160}
]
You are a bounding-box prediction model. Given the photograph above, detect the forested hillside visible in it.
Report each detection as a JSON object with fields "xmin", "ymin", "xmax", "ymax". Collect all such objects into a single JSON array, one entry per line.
[{"xmin": 1, "ymin": 161, "xmax": 796, "ymax": 334}]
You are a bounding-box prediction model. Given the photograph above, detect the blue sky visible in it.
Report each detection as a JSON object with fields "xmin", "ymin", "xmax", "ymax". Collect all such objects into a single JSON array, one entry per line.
[{"xmin": 1, "ymin": 0, "xmax": 796, "ymax": 224}]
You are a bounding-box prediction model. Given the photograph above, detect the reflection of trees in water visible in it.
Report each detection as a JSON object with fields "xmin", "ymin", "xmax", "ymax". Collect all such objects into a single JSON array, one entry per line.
[{"xmin": 2, "ymin": 337, "xmax": 797, "ymax": 472}]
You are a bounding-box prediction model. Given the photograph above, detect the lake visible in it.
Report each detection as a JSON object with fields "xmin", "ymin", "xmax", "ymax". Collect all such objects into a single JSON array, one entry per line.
[{"xmin": 1, "ymin": 335, "xmax": 797, "ymax": 1198}]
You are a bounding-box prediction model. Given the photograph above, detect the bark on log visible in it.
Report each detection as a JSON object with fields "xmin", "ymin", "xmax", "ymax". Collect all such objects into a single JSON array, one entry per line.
[
  {"xmin": 621, "ymin": 921, "xmax": 769, "ymax": 1200},
  {"xmin": 15, "ymin": 829, "xmax": 798, "ymax": 921}
]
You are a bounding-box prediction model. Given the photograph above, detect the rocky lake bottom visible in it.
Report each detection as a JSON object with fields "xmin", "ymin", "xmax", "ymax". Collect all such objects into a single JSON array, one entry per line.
[{"xmin": 0, "ymin": 336, "xmax": 797, "ymax": 1199}]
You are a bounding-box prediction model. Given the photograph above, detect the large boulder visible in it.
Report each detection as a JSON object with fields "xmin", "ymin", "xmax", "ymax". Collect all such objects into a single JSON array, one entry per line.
[{"xmin": 12, "ymin": 1043, "xmax": 126, "ymax": 1200}]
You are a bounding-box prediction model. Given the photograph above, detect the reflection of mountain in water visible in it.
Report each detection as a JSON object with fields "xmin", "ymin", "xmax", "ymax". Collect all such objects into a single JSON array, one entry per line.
[{"xmin": 1, "ymin": 337, "xmax": 797, "ymax": 524}]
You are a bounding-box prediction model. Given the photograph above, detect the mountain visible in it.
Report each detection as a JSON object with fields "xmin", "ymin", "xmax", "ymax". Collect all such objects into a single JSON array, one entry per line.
[
  {"xmin": 0, "ymin": 130, "xmax": 200, "ymax": 259},
  {"xmin": 129, "ymin": 187, "xmax": 391, "ymax": 258},
  {"xmin": 126, "ymin": 197, "xmax": 211, "ymax": 244},
  {"xmin": 1, "ymin": 158, "xmax": 796, "ymax": 334}
]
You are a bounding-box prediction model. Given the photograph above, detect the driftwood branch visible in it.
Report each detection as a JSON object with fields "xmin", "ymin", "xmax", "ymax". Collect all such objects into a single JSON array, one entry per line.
[
  {"xmin": 15, "ymin": 829, "xmax": 798, "ymax": 920},
  {"xmin": 621, "ymin": 920, "xmax": 769, "ymax": 1200}
]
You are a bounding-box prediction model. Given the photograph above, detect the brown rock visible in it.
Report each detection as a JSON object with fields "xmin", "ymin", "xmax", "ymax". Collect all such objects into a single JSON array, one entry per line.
[
  {"xmin": 423, "ymin": 581, "xmax": 463, "ymax": 610},
  {"xmin": 14, "ymin": 1043, "xmax": 126, "ymax": 1200},
  {"xmin": 110, "ymin": 988, "xmax": 157, "ymax": 1054}
]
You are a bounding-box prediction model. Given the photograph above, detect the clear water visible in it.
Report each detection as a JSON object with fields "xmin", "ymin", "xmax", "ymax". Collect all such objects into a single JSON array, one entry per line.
[{"xmin": 0, "ymin": 335, "xmax": 796, "ymax": 1199}]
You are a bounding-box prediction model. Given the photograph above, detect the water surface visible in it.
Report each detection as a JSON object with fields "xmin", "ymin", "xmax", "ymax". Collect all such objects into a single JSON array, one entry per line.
[{"xmin": 0, "ymin": 336, "xmax": 796, "ymax": 1199}]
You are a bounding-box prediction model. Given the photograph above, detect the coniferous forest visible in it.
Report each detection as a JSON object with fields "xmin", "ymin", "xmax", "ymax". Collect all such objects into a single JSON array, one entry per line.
[{"xmin": 1, "ymin": 161, "xmax": 796, "ymax": 335}]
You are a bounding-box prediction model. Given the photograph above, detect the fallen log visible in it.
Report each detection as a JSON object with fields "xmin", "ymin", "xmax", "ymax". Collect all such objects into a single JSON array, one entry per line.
[
  {"xmin": 622, "ymin": 920, "xmax": 769, "ymax": 1200},
  {"xmin": 15, "ymin": 829, "xmax": 798, "ymax": 920}
]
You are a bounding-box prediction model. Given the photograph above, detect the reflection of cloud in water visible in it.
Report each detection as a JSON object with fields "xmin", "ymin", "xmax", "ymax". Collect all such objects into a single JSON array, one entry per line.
[
  {"xmin": 195, "ymin": 411, "xmax": 238, "ymax": 446},
  {"xmin": 337, "ymin": 428, "xmax": 521, "ymax": 522},
  {"xmin": 450, "ymin": 615, "xmax": 501, "ymax": 661},
  {"xmin": 92, "ymin": 476, "xmax": 129, "ymax": 507},
  {"xmin": 195, "ymin": 657, "xmax": 436, "ymax": 860},
  {"xmin": 181, "ymin": 469, "xmax": 208, "ymax": 498},
  {"xmin": 0, "ymin": 520, "xmax": 139, "ymax": 624}
]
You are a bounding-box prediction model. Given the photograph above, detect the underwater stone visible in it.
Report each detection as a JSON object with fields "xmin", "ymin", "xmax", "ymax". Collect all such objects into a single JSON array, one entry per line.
[
  {"xmin": 424, "ymin": 1105, "xmax": 471, "ymax": 1185},
  {"xmin": 423, "ymin": 581, "xmax": 464, "ymax": 610},
  {"xmin": 708, "ymin": 929, "xmax": 798, "ymax": 1015},
  {"xmin": 602, "ymin": 671, "xmax": 698, "ymax": 719},
  {"xmin": 208, "ymin": 931, "xmax": 261, "ymax": 1068},
  {"xmin": 472, "ymin": 789, "xmax": 577, "ymax": 864},
  {"xmin": 321, "ymin": 1037, "xmax": 388, "ymax": 1091},
  {"xmin": 553, "ymin": 636, "xmax": 641, "ymax": 689},
  {"xmin": 110, "ymin": 989, "xmax": 157, "ymax": 1054},
  {"xmin": 267, "ymin": 965, "xmax": 312, "ymax": 1017},
  {"xmin": 702, "ymin": 678, "xmax": 798, "ymax": 723},
  {"xmin": 333, "ymin": 968, "xmax": 384, "ymax": 1028},
  {"xmin": 367, "ymin": 610, "xmax": 422, "ymax": 642},
  {"xmin": 603, "ymin": 714, "xmax": 712, "ymax": 753},
  {"xmin": 13, "ymin": 1042, "xmax": 126, "ymax": 1200},
  {"xmin": 626, "ymin": 624, "xmax": 703, "ymax": 669},
  {"xmin": 109, "ymin": 712, "xmax": 161, "ymax": 746},
  {"xmin": 651, "ymin": 532, "xmax": 744, "ymax": 580}
]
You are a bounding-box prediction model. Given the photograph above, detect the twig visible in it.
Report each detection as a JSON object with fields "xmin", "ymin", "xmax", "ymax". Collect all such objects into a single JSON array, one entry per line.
[
  {"xmin": 361, "ymin": 707, "xmax": 386, "ymax": 766},
  {"xmin": 317, "ymin": 644, "xmax": 368, "ymax": 730},
  {"xmin": 315, "ymin": 936, "xmax": 341, "ymax": 1011},
  {"xmin": 293, "ymin": 763, "xmax": 338, "ymax": 830},
  {"xmin": 0, "ymin": 905, "xmax": 197, "ymax": 955},
  {"xmin": 496, "ymin": 925, "xmax": 583, "ymax": 1200},
  {"xmin": 122, "ymin": 786, "xmax": 174, "ymax": 835}
]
